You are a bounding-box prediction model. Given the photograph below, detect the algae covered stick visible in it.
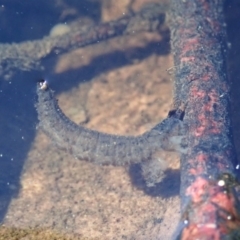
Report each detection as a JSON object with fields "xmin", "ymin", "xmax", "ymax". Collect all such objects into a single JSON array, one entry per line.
[{"xmin": 169, "ymin": 0, "xmax": 240, "ymax": 238}]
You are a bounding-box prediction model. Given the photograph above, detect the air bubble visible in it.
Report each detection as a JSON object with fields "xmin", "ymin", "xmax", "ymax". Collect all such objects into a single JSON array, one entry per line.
[{"xmin": 218, "ymin": 180, "xmax": 225, "ymax": 187}]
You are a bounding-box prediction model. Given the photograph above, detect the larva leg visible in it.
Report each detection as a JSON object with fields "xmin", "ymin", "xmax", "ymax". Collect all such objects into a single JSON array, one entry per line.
[{"xmin": 141, "ymin": 156, "xmax": 168, "ymax": 187}]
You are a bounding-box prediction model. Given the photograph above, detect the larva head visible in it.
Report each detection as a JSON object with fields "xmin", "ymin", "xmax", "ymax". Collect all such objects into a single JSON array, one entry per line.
[
  {"xmin": 38, "ymin": 79, "xmax": 48, "ymax": 90},
  {"xmin": 168, "ymin": 108, "xmax": 185, "ymax": 121}
]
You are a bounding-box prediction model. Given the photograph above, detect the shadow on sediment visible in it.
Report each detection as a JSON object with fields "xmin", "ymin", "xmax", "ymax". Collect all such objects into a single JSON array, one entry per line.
[
  {"xmin": 42, "ymin": 29, "xmax": 170, "ymax": 95},
  {"xmin": 129, "ymin": 164, "xmax": 180, "ymax": 198},
  {"xmin": 0, "ymin": 71, "xmax": 42, "ymax": 223}
]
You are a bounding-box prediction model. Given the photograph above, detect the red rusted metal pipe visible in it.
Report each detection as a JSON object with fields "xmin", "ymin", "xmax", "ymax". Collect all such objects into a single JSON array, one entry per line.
[{"xmin": 169, "ymin": 0, "xmax": 240, "ymax": 239}]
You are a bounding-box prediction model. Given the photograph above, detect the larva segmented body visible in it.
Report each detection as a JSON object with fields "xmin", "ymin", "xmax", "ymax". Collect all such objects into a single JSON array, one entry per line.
[{"xmin": 36, "ymin": 80, "xmax": 187, "ymax": 183}]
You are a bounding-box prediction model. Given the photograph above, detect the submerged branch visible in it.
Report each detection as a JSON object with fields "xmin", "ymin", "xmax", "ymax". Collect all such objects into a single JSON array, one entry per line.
[
  {"xmin": 170, "ymin": 0, "xmax": 240, "ymax": 239},
  {"xmin": 0, "ymin": 3, "xmax": 167, "ymax": 79}
]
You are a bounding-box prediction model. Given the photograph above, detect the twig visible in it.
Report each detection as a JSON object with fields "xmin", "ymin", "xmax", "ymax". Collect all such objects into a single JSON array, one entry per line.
[
  {"xmin": 169, "ymin": 0, "xmax": 240, "ymax": 239},
  {"xmin": 0, "ymin": 3, "xmax": 167, "ymax": 79}
]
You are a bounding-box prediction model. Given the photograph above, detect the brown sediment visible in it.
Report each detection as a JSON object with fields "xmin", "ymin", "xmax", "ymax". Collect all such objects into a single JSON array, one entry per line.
[
  {"xmin": 0, "ymin": 226, "xmax": 87, "ymax": 240},
  {"xmin": 169, "ymin": 0, "xmax": 240, "ymax": 239}
]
